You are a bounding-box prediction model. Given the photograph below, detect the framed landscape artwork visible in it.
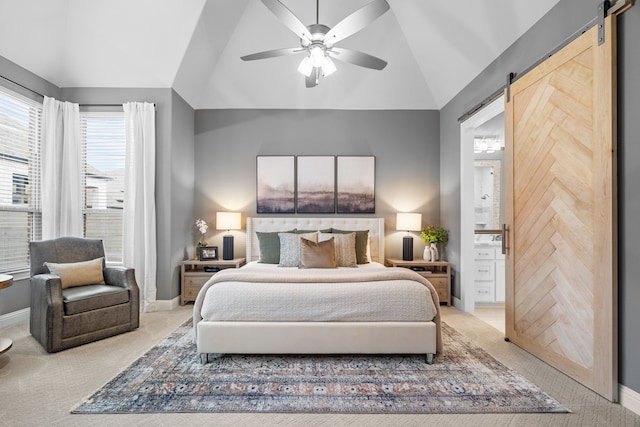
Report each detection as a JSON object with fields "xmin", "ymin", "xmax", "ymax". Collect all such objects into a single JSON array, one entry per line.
[
  {"xmin": 337, "ymin": 156, "xmax": 375, "ymax": 213},
  {"xmin": 256, "ymin": 156, "xmax": 295, "ymax": 213},
  {"xmin": 296, "ymin": 156, "xmax": 335, "ymax": 213}
]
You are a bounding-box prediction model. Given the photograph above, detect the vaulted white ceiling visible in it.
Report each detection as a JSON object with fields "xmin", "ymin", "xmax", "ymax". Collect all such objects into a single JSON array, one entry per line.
[{"xmin": 0, "ymin": 0, "xmax": 560, "ymax": 110}]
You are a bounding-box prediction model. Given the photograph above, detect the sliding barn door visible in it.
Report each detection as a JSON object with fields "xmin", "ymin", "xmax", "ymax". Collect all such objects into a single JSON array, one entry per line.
[{"xmin": 504, "ymin": 15, "xmax": 617, "ymax": 400}]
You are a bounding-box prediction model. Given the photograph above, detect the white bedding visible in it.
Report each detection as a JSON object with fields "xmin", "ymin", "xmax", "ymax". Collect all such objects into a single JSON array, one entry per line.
[
  {"xmin": 194, "ymin": 217, "xmax": 442, "ymax": 360},
  {"xmin": 200, "ymin": 262, "xmax": 437, "ymax": 323}
]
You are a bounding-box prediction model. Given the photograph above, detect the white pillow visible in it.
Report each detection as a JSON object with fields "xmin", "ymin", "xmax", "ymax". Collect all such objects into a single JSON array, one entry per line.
[
  {"xmin": 319, "ymin": 232, "xmax": 357, "ymax": 267},
  {"xmin": 278, "ymin": 232, "xmax": 318, "ymax": 267}
]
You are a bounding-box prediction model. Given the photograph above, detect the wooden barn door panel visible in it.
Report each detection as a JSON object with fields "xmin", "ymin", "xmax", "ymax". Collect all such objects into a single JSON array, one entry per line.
[{"xmin": 505, "ymin": 15, "xmax": 616, "ymax": 401}]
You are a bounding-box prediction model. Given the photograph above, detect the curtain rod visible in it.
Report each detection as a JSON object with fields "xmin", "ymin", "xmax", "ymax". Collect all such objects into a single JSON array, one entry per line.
[
  {"xmin": 0, "ymin": 75, "xmax": 153, "ymax": 108},
  {"xmin": 1, "ymin": 75, "xmax": 154, "ymax": 108},
  {"xmin": 0, "ymin": 73, "xmax": 45, "ymax": 98},
  {"xmin": 79, "ymin": 104, "xmax": 123, "ymax": 107}
]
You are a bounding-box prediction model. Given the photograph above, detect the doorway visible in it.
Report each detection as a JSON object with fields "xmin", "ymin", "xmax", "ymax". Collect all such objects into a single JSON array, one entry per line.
[{"xmin": 459, "ymin": 95, "xmax": 506, "ymax": 333}]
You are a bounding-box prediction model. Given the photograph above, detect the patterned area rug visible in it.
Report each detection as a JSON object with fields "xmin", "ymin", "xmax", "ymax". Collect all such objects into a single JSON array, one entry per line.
[{"xmin": 72, "ymin": 320, "xmax": 568, "ymax": 414}]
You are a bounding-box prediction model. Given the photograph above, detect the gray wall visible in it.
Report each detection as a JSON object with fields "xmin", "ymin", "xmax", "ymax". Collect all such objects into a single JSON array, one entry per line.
[
  {"xmin": 194, "ymin": 109, "xmax": 440, "ymax": 259},
  {"xmin": 440, "ymin": 0, "xmax": 640, "ymax": 393},
  {"xmin": 617, "ymin": 3, "xmax": 640, "ymax": 396}
]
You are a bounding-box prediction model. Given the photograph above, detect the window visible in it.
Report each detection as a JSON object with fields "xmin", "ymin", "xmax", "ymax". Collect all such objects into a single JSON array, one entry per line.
[
  {"xmin": 81, "ymin": 112, "xmax": 126, "ymax": 264},
  {"xmin": 0, "ymin": 86, "xmax": 41, "ymax": 274},
  {"xmin": 12, "ymin": 174, "xmax": 29, "ymax": 204}
]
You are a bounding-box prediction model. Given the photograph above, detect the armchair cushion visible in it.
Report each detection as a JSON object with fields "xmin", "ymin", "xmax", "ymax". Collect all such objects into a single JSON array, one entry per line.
[
  {"xmin": 63, "ymin": 284, "xmax": 130, "ymax": 316},
  {"xmin": 44, "ymin": 257, "xmax": 105, "ymax": 289}
]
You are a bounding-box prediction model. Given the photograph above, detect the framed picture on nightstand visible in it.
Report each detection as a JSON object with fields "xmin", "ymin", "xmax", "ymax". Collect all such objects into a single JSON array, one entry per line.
[{"xmin": 198, "ymin": 246, "xmax": 218, "ymax": 260}]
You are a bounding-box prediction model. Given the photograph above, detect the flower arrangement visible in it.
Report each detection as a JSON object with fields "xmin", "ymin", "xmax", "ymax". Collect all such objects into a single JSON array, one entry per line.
[
  {"xmin": 195, "ymin": 218, "xmax": 208, "ymax": 247},
  {"xmin": 421, "ymin": 225, "xmax": 449, "ymax": 245}
]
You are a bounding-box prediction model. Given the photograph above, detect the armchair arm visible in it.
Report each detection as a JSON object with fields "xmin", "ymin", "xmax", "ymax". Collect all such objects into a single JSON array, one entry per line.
[
  {"xmin": 104, "ymin": 267, "xmax": 138, "ymax": 291},
  {"xmin": 30, "ymin": 274, "xmax": 64, "ymax": 352},
  {"xmin": 104, "ymin": 266, "xmax": 140, "ymax": 328}
]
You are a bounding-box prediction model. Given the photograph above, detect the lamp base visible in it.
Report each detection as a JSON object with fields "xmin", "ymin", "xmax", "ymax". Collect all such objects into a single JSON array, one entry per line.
[
  {"xmin": 402, "ymin": 236, "xmax": 413, "ymax": 261},
  {"xmin": 223, "ymin": 235, "xmax": 234, "ymax": 260}
]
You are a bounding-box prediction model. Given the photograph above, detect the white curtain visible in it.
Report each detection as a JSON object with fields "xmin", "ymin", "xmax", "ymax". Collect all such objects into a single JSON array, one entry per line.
[
  {"xmin": 41, "ymin": 96, "xmax": 82, "ymax": 240},
  {"xmin": 123, "ymin": 102, "xmax": 157, "ymax": 312}
]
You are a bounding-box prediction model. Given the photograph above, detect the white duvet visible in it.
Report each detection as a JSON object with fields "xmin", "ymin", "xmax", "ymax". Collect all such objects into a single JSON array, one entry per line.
[{"xmin": 198, "ymin": 262, "xmax": 438, "ymax": 323}]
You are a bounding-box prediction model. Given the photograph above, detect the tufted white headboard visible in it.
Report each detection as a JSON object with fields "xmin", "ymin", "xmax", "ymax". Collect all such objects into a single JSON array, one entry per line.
[{"xmin": 246, "ymin": 217, "xmax": 385, "ymax": 264}]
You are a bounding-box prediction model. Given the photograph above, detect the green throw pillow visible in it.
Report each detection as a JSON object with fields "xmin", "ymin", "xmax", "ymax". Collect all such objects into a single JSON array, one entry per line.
[{"xmin": 256, "ymin": 230, "xmax": 294, "ymax": 264}]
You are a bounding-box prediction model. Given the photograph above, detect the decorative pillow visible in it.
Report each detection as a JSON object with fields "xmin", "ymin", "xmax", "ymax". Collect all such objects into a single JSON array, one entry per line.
[
  {"xmin": 278, "ymin": 232, "xmax": 318, "ymax": 267},
  {"xmin": 331, "ymin": 229, "xmax": 370, "ymax": 264},
  {"xmin": 44, "ymin": 257, "xmax": 105, "ymax": 289},
  {"xmin": 299, "ymin": 237, "xmax": 336, "ymax": 269},
  {"xmin": 295, "ymin": 228, "xmax": 332, "ymax": 234},
  {"xmin": 319, "ymin": 232, "xmax": 357, "ymax": 267},
  {"xmin": 256, "ymin": 230, "xmax": 294, "ymax": 264}
]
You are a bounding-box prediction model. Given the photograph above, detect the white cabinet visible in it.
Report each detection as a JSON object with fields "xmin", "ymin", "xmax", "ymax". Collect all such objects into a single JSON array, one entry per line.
[{"xmin": 474, "ymin": 245, "xmax": 505, "ymax": 303}]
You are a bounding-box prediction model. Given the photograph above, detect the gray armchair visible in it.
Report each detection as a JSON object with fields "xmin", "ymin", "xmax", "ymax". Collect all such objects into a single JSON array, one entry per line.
[{"xmin": 29, "ymin": 237, "xmax": 139, "ymax": 353}]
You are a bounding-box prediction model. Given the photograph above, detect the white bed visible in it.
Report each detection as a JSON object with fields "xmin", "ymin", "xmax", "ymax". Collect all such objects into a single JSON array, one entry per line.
[{"xmin": 193, "ymin": 217, "xmax": 442, "ymax": 363}]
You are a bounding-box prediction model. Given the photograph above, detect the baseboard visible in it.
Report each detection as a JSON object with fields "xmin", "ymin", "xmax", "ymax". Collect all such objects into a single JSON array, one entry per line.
[
  {"xmin": 620, "ymin": 384, "xmax": 640, "ymax": 416},
  {"xmin": 0, "ymin": 308, "xmax": 30, "ymax": 329},
  {"xmin": 151, "ymin": 296, "xmax": 180, "ymax": 311}
]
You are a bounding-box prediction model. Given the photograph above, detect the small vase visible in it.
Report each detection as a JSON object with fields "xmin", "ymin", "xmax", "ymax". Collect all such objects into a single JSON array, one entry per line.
[
  {"xmin": 430, "ymin": 243, "xmax": 439, "ymax": 261},
  {"xmin": 423, "ymin": 246, "xmax": 431, "ymax": 261}
]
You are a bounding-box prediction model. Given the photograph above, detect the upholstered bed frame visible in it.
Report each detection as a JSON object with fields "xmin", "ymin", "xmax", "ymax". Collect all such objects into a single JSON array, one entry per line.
[
  {"xmin": 196, "ymin": 217, "xmax": 438, "ymax": 363},
  {"xmin": 245, "ymin": 217, "xmax": 386, "ymax": 263}
]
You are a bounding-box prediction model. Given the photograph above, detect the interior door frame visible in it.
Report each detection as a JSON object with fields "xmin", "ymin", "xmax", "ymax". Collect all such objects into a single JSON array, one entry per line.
[{"xmin": 458, "ymin": 95, "xmax": 504, "ymax": 313}]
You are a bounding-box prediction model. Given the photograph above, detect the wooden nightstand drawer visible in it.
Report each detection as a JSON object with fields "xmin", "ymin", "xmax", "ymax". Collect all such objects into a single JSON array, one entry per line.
[
  {"xmin": 385, "ymin": 259, "xmax": 451, "ymax": 306},
  {"xmin": 181, "ymin": 258, "xmax": 246, "ymax": 305},
  {"xmin": 183, "ymin": 275, "xmax": 210, "ymax": 300},
  {"xmin": 427, "ymin": 277, "xmax": 449, "ymax": 303}
]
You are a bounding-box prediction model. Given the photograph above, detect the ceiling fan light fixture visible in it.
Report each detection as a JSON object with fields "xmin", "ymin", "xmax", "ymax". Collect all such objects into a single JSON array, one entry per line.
[
  {"xmin": 309, "ymin": 45, "xmax": 325, "ymax": 67},
  {"xmin": 322, "ymin": 56, "xmax": 336, "ymax": 76},
  {"xmin": 244, "ymin": 0, "xmax": 391, "ymax": 87},
  {"xmin": 297, "ymin": 56, "xmax": 314, "ymax": 77}
]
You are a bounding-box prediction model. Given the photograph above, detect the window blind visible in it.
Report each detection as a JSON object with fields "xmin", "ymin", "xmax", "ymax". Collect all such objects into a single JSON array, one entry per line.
[
  {"xmin": 80, "ymin": 112, "xmax": 125, "ymax": 264},
  {"xmin": 0, "ymin": 86, "xmax": 42, "ymax": 274}
]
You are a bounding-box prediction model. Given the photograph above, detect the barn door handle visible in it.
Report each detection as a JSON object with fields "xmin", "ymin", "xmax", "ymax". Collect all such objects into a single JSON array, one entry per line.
[{"xmin": 501, "ymin": 224, "xmax": 508, "ymax": 255}]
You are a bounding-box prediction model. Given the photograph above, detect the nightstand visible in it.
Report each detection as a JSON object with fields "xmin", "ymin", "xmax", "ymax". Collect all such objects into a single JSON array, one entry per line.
[
  {"xmin": 180, "ymin": 258, "xmax": 245, "ymax": 305},
  {"xmin": 385, "ymin": 259, "xmax": 451, "ymax": 306}
]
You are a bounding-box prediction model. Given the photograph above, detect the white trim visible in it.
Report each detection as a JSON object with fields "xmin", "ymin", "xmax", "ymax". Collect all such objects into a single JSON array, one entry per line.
[
  {"xmin": 151, "ymin": 296, "xmax": 180, "ymax": 312},
  {"xmin": 620, "ymin": 384, "xmax": 640, "ymax": 416},
  {"xmin": 0, "ymin": 308, "xmax": 29, "ymax": 329},
  {"xmin": 459, "ymin": 95, "xmax": 505, "ymax": 313}
]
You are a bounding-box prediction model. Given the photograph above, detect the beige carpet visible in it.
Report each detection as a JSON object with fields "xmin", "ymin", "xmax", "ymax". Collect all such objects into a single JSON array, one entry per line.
[{"xmin": 1, "ymin": 305, "xmax": 639, "ymax": 426}]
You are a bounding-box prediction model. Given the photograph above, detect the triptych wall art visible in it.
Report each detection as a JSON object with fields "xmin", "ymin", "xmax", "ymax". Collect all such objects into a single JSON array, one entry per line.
[{"xmin": 256, "ymin": 156, "xmax": 375, "ymax": 214}]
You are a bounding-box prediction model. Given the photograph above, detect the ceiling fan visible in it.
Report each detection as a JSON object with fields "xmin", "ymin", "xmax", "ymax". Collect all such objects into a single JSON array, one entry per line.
[{"xmin": 241, "ymin": 0, "xmax": 390, "ymax": 88}]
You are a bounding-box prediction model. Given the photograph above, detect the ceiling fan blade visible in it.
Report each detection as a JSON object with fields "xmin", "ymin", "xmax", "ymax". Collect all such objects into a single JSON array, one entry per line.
[
  {"xmin": 323, "ymin": 0, "xmax": 390, "ymax": 46},
  {"xmin": 305, "ymin": 68, "xmax": 319, "ymax": 88},
  {"xmin": 329, "ymin": 47, "xmax": 387, "ymax": 70},
  {"xmin": 261, "ymin": 0, "xmax": 312, "ymax": 42},
  {"xmin": 241, "ymin": 47, "xmax": 302, "ymax": 61}
]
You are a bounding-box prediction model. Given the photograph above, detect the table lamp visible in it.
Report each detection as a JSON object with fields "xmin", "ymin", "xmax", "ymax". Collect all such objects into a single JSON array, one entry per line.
[
  {"xmin": 216, "ymin": 212, "xmax": 241, "ymax": 260},
  {"xmin": 396, "ymin": 213, "xmax": 422, "ymax": 261}
]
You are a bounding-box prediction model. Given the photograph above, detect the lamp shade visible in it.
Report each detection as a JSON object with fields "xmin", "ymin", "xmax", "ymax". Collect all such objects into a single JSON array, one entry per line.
[
  {"xmin": 396, "ymin": 213, "xmax": 422, "ymax": 232},
  {"xmin": 216, "ymin": 212, "xmax": 241, "ymax": 231}
]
